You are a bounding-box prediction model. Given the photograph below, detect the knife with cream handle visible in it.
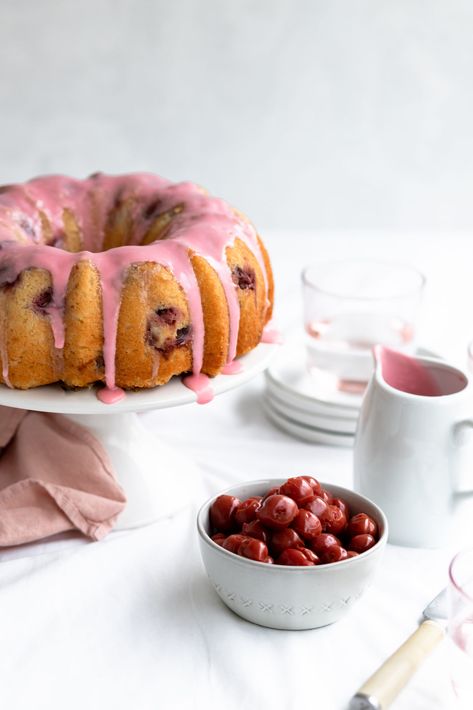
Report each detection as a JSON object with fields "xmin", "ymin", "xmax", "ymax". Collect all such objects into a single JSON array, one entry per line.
[{"xmin": 349, "ymin": 588, "xmax": 447, "ymax": 709}]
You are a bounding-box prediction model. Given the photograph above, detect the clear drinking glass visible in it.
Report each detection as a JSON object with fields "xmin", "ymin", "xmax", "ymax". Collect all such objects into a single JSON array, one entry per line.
[
  {"xmin": 301, "ymin": 259, "xmax": 425, "ymax": 394},
  {"xmin": 448, "ymin": 548, "xmax": 473, "ymax": 706}
]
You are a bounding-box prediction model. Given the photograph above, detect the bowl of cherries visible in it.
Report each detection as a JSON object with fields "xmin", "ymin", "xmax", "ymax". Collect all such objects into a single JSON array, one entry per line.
[{"xmin": 197, "ymin": 476, "xmax": 388, "ymax": 630}]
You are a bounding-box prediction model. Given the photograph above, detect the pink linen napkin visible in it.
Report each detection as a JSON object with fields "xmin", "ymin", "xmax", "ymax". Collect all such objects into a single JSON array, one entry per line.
[{"xmin": 0, "ymin": 406, "xmax": 126, "ymax": 546}]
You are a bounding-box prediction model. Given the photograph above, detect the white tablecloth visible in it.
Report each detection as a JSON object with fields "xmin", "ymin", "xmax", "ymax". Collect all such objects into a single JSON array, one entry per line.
[{"xmin": 1, "ymin": 231, "xmax": 472, "ymax": 710}]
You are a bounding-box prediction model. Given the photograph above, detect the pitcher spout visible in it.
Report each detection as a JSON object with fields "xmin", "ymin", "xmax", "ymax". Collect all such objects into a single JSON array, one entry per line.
[
  {"xmin": 372, "ymin": 345, "xmax": 466, "ymax": 397},
  {"xmin": 372, "ymin": 344, "xmax": 384, "ymax": 373},
  {"xmin": 372, "ymin": 344, "xmax": 404, "ymax": 389}
]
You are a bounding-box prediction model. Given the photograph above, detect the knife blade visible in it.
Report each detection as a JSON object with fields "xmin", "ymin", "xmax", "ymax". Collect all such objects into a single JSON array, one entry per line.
[{"xmin": 349, "ymin": 588, "xmax": 447, "ymax": 710}]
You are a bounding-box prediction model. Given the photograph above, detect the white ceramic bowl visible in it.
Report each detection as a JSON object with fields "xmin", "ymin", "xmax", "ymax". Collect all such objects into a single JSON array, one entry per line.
[{"xmin": 197, "ymin": 479, "xmax": 388, "ymax": 630}]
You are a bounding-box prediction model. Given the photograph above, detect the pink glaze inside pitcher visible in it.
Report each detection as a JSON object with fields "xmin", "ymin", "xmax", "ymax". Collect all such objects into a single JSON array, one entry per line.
[{"xmin": 374, "ymin": 345, "xmax": 468, "ymax": 397}]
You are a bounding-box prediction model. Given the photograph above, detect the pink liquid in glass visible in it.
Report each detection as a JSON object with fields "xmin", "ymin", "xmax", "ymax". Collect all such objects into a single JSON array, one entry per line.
[{"xmin": 450, "ymin": 621, "xmax": 473, "ymax": 706}]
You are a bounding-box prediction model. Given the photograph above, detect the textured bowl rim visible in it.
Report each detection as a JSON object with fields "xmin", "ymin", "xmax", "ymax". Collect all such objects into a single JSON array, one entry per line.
[{"xmin": 197, "ymin": 478, "xmax": 388, "ymax": 571}]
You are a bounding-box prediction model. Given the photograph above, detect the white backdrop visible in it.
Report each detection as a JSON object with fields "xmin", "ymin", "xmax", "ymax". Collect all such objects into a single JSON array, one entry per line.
[{"xmin": 1, "ymin": 0, "xmax": 473, "ymax": 232}]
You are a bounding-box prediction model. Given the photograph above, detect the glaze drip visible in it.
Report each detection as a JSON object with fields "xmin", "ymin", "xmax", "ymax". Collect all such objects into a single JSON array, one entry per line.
[
  {"xmin": 182, "ymin": 373, "xmax": 214, "ymax": 404},
  {"xmin": 261, "ymin": 325, "xmax": 283, "ymax": 345},
  {"xmin": 0, "ymin": 173, "xmax": 270, "ymax": 391},
  {"xmin": 97, "ymin": 386, "xmax": 126, "ymax": 404},
  {"xmin": 221, "ymin": 360, "xmax": 243, "ymax": 375}
]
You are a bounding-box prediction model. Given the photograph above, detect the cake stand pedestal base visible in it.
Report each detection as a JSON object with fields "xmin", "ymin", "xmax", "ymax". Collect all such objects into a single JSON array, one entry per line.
[{"xmin": 64, "ymin": 412, "xmax": 201, "ymax": 530}]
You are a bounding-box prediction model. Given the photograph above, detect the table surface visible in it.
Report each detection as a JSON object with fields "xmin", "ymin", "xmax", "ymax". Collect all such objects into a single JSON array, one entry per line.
[{"xmin": 1, "ymin": 231, "xmax": 472, "ymax": 710}]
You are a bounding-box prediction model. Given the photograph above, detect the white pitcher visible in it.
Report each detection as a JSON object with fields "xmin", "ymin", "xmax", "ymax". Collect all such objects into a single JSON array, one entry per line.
[{"xmin": 353, "ymin": 346, "xmax": 473, "ymax": 548}]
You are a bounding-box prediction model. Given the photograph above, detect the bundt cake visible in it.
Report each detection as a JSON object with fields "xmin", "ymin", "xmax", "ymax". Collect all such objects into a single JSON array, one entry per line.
[{"xmin": 0, "ymin": 173, "xmax": 273, "ymax": 400}]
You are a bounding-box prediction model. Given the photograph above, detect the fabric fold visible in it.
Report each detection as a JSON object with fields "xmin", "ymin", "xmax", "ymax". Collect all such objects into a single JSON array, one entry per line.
[{"xmin": 0, "ymin": 406, "xmax": 126, "ymax": 546}]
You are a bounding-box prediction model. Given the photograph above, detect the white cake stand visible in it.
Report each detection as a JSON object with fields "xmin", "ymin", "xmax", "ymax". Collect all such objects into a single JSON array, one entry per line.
[{"xmin": 0, "ymin": 342, "xmax": 278, "ymax": 530}]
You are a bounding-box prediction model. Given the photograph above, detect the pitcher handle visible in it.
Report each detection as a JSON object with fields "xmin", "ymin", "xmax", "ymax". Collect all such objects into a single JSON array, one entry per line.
[{"xmin": 452, "ymin": 419, "xmax": 473, "ymax": 493}]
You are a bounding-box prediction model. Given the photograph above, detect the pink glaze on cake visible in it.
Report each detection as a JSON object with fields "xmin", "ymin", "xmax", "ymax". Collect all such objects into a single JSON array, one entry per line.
[
  {"xmin": 0, "ymin": 174, "xmax": 270, "ymax": 399},
  {"xmin": 182, "ymin": 373, "xmax": 214, "ymax": 404},
  {"xmin": 97, "ymin": 386, "xmax": 126, "ymax": 405},
  {"xmin": 261, "ymin": 325, "xmax": 283, "ymax": 345},
  {"xmin": 221, "ymin": 360, "xmax": 243, "ymax": 375}
]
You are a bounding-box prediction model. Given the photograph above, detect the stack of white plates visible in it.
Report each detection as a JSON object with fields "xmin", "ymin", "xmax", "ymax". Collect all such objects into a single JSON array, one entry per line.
[
  {"xmin": 264, "ymin": 341, "xmax": 361, "ymax": 447},
  {"xmin": 264, "ymin": 340, "xmax": 440, "ymax": 447}
]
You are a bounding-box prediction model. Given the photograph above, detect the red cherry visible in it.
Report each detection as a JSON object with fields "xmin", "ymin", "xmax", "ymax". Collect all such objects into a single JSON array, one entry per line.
[
  {"xmin": 321, "ymin": 490, "xmax": 331, "ymax": 503},
  {"xmin": 210, "ymin": 494, "xmax": 240, "ymax": 532},
  {"xmin": 321, "ymin": 545, "xmax": 349, "ymax": 564},
  {"xmin": 291, "ymin": 509, "xmax": 323, "ymax": 541},
  {"xmin": 270, "ymin": 528, "xmax": 304, "ymax": 556},
  {"xmin": 299, "ymin": 547, "xmax": 320, "ymax": 564},
  {"xmin": 238, "ymin": 537, "xmax": 269, "ymax": 562},
  {"xmin": 234, "ymin": 497, "xmax": 262, "ymax": 526},
  {"xmin": 241, "ymin": 519, "xmax": 268, "ymax": 543},
  {"xmin": 279, "ymin": 477, "xmax": 315, "ymax": 506},
  {"xmin": 330, "ymin": 497, "xmax": 350, "ymax": 519},
  {"xmin": 265, "ymin": 556, "xmax": 274, "ymax": 564},
  {"xmin": 211, "ymin": 533, "xmax": 226, "ymax": 546},
  {"xmin": 276, "ymin": 548, "xmax": 316, "ymax": 566},
  {"xmin": 301, "ymin": 476, "xmax": 324, "ymax": 497},
  {"xmin": 304, "ymin": 495, "xmax": 329, "ymax": 519},
  {"xmin": 304, "ymin": 496, "xmax": 339, "ymax": 532},
  {"xmin": 347, "ymin": 513, "xmax": 378, "ymax": 538},
  {"xmin": 323, "ymin": 505, "xmax": 348, "ymax": 536},
  {"xmin": 222, "ymin": 534, "xmax": 247, "ymax": 554},
  {"xmin": 347, "ymin": 551, "xmax": 359, "ymax": 558},
  {"xmin": 262, "ymin": 485, "xmax": 280, "ymax": 500},
  {"xmin": 349, "ymin": 534, "xmax": 377, "ymax": 553},
  {"xmin": 310, "ymin": 533, "xmax": 341, "ymax": 555},
  {"xmin": 256, "ymin": 494, "xmax": 299, "ymax": 530}
]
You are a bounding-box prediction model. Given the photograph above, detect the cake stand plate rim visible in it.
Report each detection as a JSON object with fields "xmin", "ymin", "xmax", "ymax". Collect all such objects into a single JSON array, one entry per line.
[{"xmin": 0, "ymin": 341, "xmax": 279, "ymax": 414}]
